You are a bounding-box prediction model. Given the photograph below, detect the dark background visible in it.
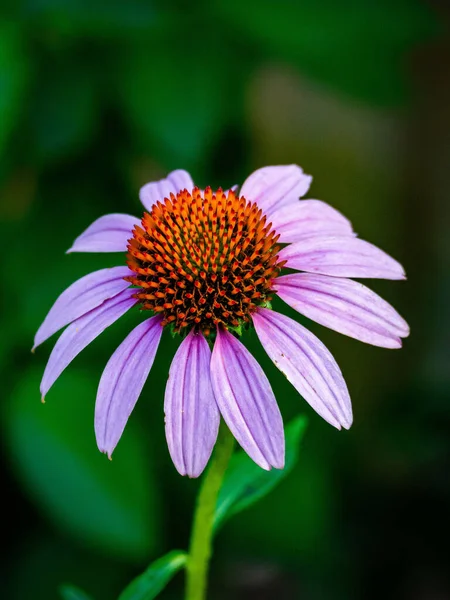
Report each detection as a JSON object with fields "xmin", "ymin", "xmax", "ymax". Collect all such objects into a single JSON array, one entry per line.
[{"xmin": 1, "ymin": 1, "xmax": 449, "ymax": 599}]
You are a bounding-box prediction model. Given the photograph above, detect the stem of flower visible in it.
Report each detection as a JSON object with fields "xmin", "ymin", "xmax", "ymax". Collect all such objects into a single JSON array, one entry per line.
[{"xmin": 186, "ymin": 421, "xmax": 235, "ymax": 600}]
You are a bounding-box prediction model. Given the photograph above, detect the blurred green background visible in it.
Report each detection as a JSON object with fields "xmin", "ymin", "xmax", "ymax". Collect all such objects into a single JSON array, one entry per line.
[{"xmin": 1, "ymin": 1, "xmax": 449, "ymax": 598}]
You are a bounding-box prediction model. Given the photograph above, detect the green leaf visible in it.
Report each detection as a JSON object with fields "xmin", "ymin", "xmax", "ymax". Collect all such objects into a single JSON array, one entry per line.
[
  {"xmin": 214, "ymin": 415, "xmax": 308, "ymax": 528},
  {"xmin": 118, "ymin": 550, "xmax": 187, "ymax": 600},
  {"xmin": 3, "ymin": 368, "xmax": 161, "ymax": 561},
  {"xmin": 59, "ymin": 584, "xmax": 94, "ymax": 600}
]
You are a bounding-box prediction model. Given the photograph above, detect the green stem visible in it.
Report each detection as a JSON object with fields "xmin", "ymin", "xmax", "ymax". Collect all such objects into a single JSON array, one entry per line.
[{"xmin": 186, "ymin": 421, "xmax": 235, "ymax": 600}]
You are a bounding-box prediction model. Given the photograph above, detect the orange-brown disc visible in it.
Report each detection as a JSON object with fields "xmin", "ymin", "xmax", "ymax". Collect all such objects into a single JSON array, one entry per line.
[{"xmin": 125, "ymin": 186, "xmax": 284, "ymax": 335}]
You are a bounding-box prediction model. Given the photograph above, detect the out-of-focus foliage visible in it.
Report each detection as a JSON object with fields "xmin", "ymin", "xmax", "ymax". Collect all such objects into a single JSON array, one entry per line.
[
  {"xmin": 1, "ymin": 0, "xmax": 447, "ymax": 599},
  {"xmin": 119, "ymin": 35, "xmax": 235, "ymax": 170},
  {"xmin": 4, "ymin": 369, "xmax": 160, "ymax": 560},
  {"xmin": 213, "ymin": 0, "xmax": 437, "ymax": 105},
  {"xmin": 0, "ymin": 21, "xmax": 29, "ymax": 165}
]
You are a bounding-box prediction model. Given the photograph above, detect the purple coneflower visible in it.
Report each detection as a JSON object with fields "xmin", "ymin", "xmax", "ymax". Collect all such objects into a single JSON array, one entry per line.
[{"xmin": 34, "ymin": 166, "xmax": 409, "ymax": 477}]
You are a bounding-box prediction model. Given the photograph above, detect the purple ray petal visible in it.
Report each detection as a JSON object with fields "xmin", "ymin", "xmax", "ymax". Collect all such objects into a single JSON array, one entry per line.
[
  {"xmin": 33, "ymin": 267, "xmax": 132, "ymax": 350},
  {"xmin": 67, "ymin": 214, "xmax": 139, "ymax": 253},
  {"xmin": 164, "ymin": 330, "xmax": 220, "ymax": 478},
  {"xmin": 140, "ymin": 170, "xmax": 194, "ymax": 212},
  {"xmin": 275, "ymin": 273, "xmax": 410, "ymax": 348},
  {"xmin": 95, "ymin": 315, "xmax": 163, "ymax": 458},
  {"xmin": 40, "ymin": 288, "xmax": 136, "ymax": 398},
  {"xmin": 270, "ymin": 199, "xmax": 354, "ymax": 243},
  {"xmin": 253, "ymin": 308, "xmax": 352, "ymax": 430},
  {"xmin": 210, "ymin": 328, "xmax": 284, "ymax": 470},
  {"xmin": 278, "ymin": 235, "xmax": 406, "ymax": 280},
  {"xmin": 239, "ymin": 165, "xmax": 312, "ymax": 218}
]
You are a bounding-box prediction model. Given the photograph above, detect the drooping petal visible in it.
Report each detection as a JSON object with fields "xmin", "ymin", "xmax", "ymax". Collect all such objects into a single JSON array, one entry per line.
[
  {"xmin": 164, "ymin": 330, "xmax": 220, "ymax": 478},
  {"xmin": 33, "ymin": 267, "xmax": 132, "ymax": 350},
  {"xmin": 67, "ymin": 214, "xmax": 140, "ymax": 253},
  {"xmin": 252, "ymin": 308, "xmax": 352, "ymax": 430},
  {"xmin": 210, "ymin": 327, "xmax": 284, "ymax": 470},
  {"xmin": 274, "ymin": 273, "xmax": 410, "ymax": 348},
  {"xmin": 95, "ymin": 315, "xmax": 163, "ymax": 458},
  {"xmin": 270, "ymin": 199, "xmax": 354, "ymax": 243},
  {"xmin": 278, "ymin": 235, "xmax": 406, "ymax": 280},
  {"xmin": 139, "ymin": 170, "xmax": 194, "ymax": 212},
  {"xmin": 239, "ymin": 164, "xmax": 312, "ymax": 218},
  {"xmin": 40, "ymin": 288, "xmax": 136, "ymax": 398}
]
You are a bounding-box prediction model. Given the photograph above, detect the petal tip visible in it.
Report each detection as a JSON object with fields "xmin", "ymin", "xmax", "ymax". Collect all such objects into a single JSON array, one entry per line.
[
  {"xmin": 272, "ymin": 456, "xmax": 285, "ymax": 470},
  {"xmin": 259, "ymin": 461, "xmax": 272, "ymax": 472},
  {"xmin": 393, "ymin": 264, "xmax": 406, "ymax": 280},
  {"xmin": 341, "ymin": 415, "xmax": 353, "ymax": 430},
  {"xmin": 186, "ymin": 462, "xmax": 208, "ymax": 479},
  {"xmin": 98, "ymin": 445, "xmax": 113, "ymax": 461},
  {"xmin": 175, "ymin": 464, "xmax": 188, "ymax": 477},
  {"xmin": 381, "ymin": 337, "xmax": 404, "ymax": 349},
  {"xmin": 40, "ymin": 380, "xmax": 48, "ymax": 399}
]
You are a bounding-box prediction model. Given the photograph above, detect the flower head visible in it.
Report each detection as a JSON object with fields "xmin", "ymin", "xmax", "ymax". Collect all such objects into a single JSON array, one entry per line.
[
  {"xmin": 34, "ymin": 166, "xmax": 409, "ymax": 477},
  {"xmin": 125, "ymin": 187, "xmax": 282, "ymax": 335}
]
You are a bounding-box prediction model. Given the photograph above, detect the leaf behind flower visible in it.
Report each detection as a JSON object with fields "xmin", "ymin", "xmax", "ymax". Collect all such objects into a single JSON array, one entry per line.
[
  {"xmin": 118, "ymin": 550, "xmax": 187, "ymax": 600},
  {"xmin": 59, "ymin": 584, "xmax": 93, "ymax": 600},
  {"xmin": 214, "ymin": 415, "xmax": 308, "ymax": 529}
]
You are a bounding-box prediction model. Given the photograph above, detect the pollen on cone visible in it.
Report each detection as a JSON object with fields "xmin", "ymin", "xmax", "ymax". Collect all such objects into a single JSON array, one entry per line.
[{"xmin": 126, "ymin": 187, "xmax": 284, "ymax": 334}]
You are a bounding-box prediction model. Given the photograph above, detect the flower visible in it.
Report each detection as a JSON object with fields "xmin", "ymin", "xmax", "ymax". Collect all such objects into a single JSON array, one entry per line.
[{"xmin": 34, "ymin": 166, "xmax": 409, "ymax": 477}]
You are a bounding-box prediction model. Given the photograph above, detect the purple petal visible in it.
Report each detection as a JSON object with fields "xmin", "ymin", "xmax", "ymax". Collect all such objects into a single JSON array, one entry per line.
[
  {"xmin": 278, "ymin": 235, "xmax": 406, "ymax": 280},
  {"xmin": 95, "ymin": 315, "xmax": 163, "ymax": 458},
  {"xmin": 275, "ymin": 273, "xmax": 410, "ymax": 348},
  {"xmin": 33, "ymin": 267, "xmax": 132, "ymax": 350},
  {"xmin": 164, "ymin": 330, "xmax": 220, "ymax": 478},
  {"xmin": 40, "ymin": 288, "xmax": 136, "ymax": 398},
  {"xmin": 67, "ymin": 214, "xmax": 139, "ymax": 253},
  {"xmin": 140, "ymin": 170, "xmax": 194, "ymax": 212},
  {"xmin": 239, "ymin": 165, "xmax": 312, "ymax": 218},
  {"xmin": 210, "ymin": 328, "xmax": 284, "ymax": 470},
  {"xmin": 270, "ymin": 199, "xmax": 354, "ymax": 243},
  {"xmin": 252, "ymin": 308, "xmax": 352, "ymax": 430}
]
